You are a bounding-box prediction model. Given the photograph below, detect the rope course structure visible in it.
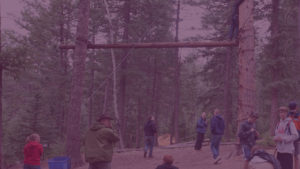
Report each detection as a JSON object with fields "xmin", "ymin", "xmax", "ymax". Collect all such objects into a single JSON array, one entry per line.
[
  {"xmin": 60, "ymin": 0, "xmax": 256, "ymax": 136},
  {"xmin": 60, "ymin": 41, "xmax": 238, "ymax": 49}
]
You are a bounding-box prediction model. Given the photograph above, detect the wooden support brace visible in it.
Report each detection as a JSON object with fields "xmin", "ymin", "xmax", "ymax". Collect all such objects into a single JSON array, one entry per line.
[{"xmin": 60, "ymin": 41, "xmax": 238, "ymax": 49}]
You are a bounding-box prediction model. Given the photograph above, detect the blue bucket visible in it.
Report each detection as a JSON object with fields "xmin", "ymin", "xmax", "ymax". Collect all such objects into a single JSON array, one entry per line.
[{"xmin": 48, "ymin": 156, "xmax": 71, "ymax": 169}]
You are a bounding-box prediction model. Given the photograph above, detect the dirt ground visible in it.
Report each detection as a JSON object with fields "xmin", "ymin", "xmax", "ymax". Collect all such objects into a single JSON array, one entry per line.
[
  {"xmin": 10, "ymin": 143, "xmax": 249, "ymax": 169},
  {"xmin": 21, "ymin": 144, "xmax": 244, "ymax": 169},
  {"xmin": 105, "ymin": 145, "xmax": 245, "ymax": 169}
]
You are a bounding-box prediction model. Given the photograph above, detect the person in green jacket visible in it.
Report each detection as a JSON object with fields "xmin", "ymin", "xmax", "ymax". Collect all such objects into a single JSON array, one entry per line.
[{"xmin": 85, "ymin": 114, "xmax": 120, "ymax": 169}]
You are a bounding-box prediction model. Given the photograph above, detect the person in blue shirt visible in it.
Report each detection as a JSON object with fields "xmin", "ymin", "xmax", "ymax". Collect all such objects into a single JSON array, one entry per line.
[
  {"xmin": 195, "ymin": 112, "xmax": 207, "ymax": 150},
  {"xmin": 210, "ymin": 108, "xmax": 225, "ymax": 164}
]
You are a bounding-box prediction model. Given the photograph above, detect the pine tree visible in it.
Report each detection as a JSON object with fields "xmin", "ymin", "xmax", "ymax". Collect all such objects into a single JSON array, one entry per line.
[{"xmin": 65, "ymin": 0, "xmax": 90, "ymax": 166}]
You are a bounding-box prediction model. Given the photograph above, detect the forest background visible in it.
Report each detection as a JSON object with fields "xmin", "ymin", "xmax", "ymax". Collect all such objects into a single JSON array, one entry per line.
[{"xmin": 0, "ymin": 0, "xmax": 300, "ymax": 168}]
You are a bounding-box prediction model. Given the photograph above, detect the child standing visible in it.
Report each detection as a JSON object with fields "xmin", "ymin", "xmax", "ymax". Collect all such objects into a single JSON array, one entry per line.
[
  {"xmin": 24, "ymin": 133, "xmax": 43, "ymax": 169},
  {"xmin": 274, "ymin": 106, "xmax": 299, "ymax": 169}
]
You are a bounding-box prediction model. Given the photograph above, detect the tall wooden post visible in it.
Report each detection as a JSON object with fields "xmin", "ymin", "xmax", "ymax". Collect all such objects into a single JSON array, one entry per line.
[
  {"xmin": 269, "ymin": 0, "xmax": 280, "ymax": 135},
  {"xmin": 0, "ymin": 0, "xmax": 3, "ymax": 167},
  {"xmin": 65, "ymin": 0, "xmax": 90, "ymax": 167},
  {"xmin": 237, "ymin": 0, "xmax": 256, "ymax": 127},
  {"xmin": 172, "ymin": 0, "xmax": 181, "ymax": 144},
  {"xmin": 103, "ymin": 0, "xmax": 125, "ymax": 149},
  {"xmin": 298, "ymin": 0, "xmax": 300, "ymax": 77},
  {"xmin": 120, "ymin": 0, "xmax": 131, "ymax": 147}
]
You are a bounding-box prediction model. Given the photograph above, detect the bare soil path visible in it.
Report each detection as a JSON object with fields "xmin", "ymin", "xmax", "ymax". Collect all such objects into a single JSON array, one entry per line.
[
  {"xmin": 12, "ymin": 144, "xmax": 245, "ymax": 169},
  {"xmin": 77, "ymin": 144, "xmax": 244, "ymax": 169}
]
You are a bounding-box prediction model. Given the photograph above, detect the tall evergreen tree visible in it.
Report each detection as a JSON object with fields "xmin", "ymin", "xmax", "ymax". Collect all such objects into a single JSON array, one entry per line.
[{"xmin": 65, "ymin": 0, "xmax": 90, "ymax": 166}]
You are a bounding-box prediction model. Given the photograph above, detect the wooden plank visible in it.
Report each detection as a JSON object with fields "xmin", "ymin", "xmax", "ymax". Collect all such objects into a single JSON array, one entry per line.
[{"xmin": 60, "ymin": 41, "xmax": 238, "ymax": 49}]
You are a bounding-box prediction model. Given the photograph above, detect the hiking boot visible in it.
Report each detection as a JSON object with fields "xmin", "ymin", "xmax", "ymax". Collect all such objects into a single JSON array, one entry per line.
[{"xmin": 144, "ymin": 152, "xmax": 147, "ymax": 158}]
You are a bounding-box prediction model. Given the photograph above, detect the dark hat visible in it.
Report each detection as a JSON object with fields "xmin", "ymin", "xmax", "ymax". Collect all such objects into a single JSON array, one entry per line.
[
  {"xmin": 97, "ymin": 114, "xmax": 114, "ymax": 121},
  {"xmin": 289, "ymin": 102, "xmax": 297, "ymax": 110},
  {"xmin": 249, "ymin": 112, "xmax": 259, "ymax": 119}
]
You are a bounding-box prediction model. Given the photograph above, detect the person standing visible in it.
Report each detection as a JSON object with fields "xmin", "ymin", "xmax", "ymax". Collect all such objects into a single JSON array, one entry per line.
[
  {"xmin": 85, "ymin": 114, "xmax": 119, "ymax": 169},
  {"xmin": 274, "ymin": 106, "xmax": 299, "ymax": 169},
  {"xmin": 238, "ymin": 112, "xmax": 259, "ymax": 169},
  {"xmin": 24, "ymin": 133, "xmax": 43, "ymax": 169},
  {"xmin": 144, "ymin": 115, "xmax": 157, "ymax": 158},
  {"xmin": 210, "ymin": 108, "xmax": 225, "ymax": 164},
  {"xmin": 195, "ymin": 112, "xmax": 207, "ymax": 150},
  {"xmin": 287, "ymin": 102, "xmax": 300, "ymax": 169}
]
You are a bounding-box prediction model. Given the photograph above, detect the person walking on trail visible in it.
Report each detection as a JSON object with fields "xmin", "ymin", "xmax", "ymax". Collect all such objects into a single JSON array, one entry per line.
[
  {"xmin": 238, "ymin": 112, "xmax": 259, "ymax": 169},
  {"xmin": 210, "ymin": 108, "xmax": 225, "ymax": 164},
  {"xmin": 85, "ymin": 114, "xmax": 120, "ymax": 169},
  {"xmin": 287, "ymin": 102, "xmax": 300, "ymax": 169},
  {"xmin": 144, "ymin": 115, "xmax": 157, "ymax": 158},
  {"xmin": 24, "ymin": 133, "xmax": 43, "ymax": 169},
  {"xmin": 274, "ymin": 106, "xmax": 299, "ymax": 169},
  {"xmin": 195, "ymin": 112, "xmax": 207, "ymax": 150},
  {"xmin": 155, "ymin": 155, "xmax": 179, "ymax": 169}
]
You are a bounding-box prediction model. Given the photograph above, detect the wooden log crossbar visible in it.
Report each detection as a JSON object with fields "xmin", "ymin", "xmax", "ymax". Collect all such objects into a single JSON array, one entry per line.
[{"xmin": 59, "ymin": 41, "xmax": 238, "ymax": 49}]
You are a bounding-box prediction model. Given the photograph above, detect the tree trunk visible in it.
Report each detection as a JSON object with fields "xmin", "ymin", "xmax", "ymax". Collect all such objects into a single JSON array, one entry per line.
[
  {"xmin": 62, "ymin": 5, "xmax": 72, "ymax": 136},
  {"xmin": 154, "ymin": 71, "xmax": 161, "ymax": 146},
  {"xmin": 237, "ymin": 0, "xmax": 256, "ymax": 128},
  {"xmin": 0, "ymin": 66, "xmax": 2, "ymax": 169},
  {"xmin": 120, "ymin": 0, "xmax": 131, "ymax": 146},
  {"xmin": 298, "ymin": 0, "xmax": 300, "ymax": 51},
  {"xmin": 0, "ymin": 1, "xmax": 3, "ymax": 167},
  {"xmin": 65, "ymin": 0, "xmax": 90, "ymax": 167},
  {"xmin": 224, "ymin": 47, "xmax": 233, "ymax": 140},
  {"xmin": 103, "ymin": 0, "xmax": 125, "ymax": 149},
  {"xmin": 88, "ymin": 31, "xmax": 97, "ymax": 127},
  {"xmin": 297, "ymin": 0, "xmax": 300, "ymax": 91},
  {"xmin": 102, "ymin": 81, "xmax": 109, "ymax": 115},
  {"xmin": 270, "ymin": 91, "xmax": 279, "ymax": 133},
  {"xmin": 135, "ymin": 98, "xmax": 142, "ymax": 148},
  {"xmin": 172, "ymin": 0, "xmax": 181, "ymax": 144},
  {"xmin": 236, "ymin": 1, "xmax": 255, "ymax": 156},
  {"xmin": 269, "ymin": 0, "xmax": 280, "ymax": 134},
  {"xmin": 59, "ymin": 3, "xmax": 68, "ymax": 138},
  {"xmin": 151, "ymin": 55, "xmax": 160, "ymax": 146},
  {"xmin": 89, "ymin": 67, "xmax": 95, "ymax": 127},
  {"xmin": 150, "ymin": 55, "xmax": 158, "ymax": 115}
]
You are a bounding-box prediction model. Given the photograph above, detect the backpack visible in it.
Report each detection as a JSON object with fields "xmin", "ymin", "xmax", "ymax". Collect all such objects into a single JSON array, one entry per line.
[
  {"xmin": 292, "ymin": 113, "xmax": 300, "ymax": 131},
  {"xmin": 249, "ymin": 149, "xmax": 281, "ymax": 169},
  {"xmin": 275, "ymin": 121, "xmax": 291, "ymax": 135}
]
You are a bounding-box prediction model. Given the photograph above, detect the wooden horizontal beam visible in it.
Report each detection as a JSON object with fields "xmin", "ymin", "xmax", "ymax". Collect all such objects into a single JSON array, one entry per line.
[{"xmin": 60, "ymin": 41, "xmax": 237, "ymax": 50}]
